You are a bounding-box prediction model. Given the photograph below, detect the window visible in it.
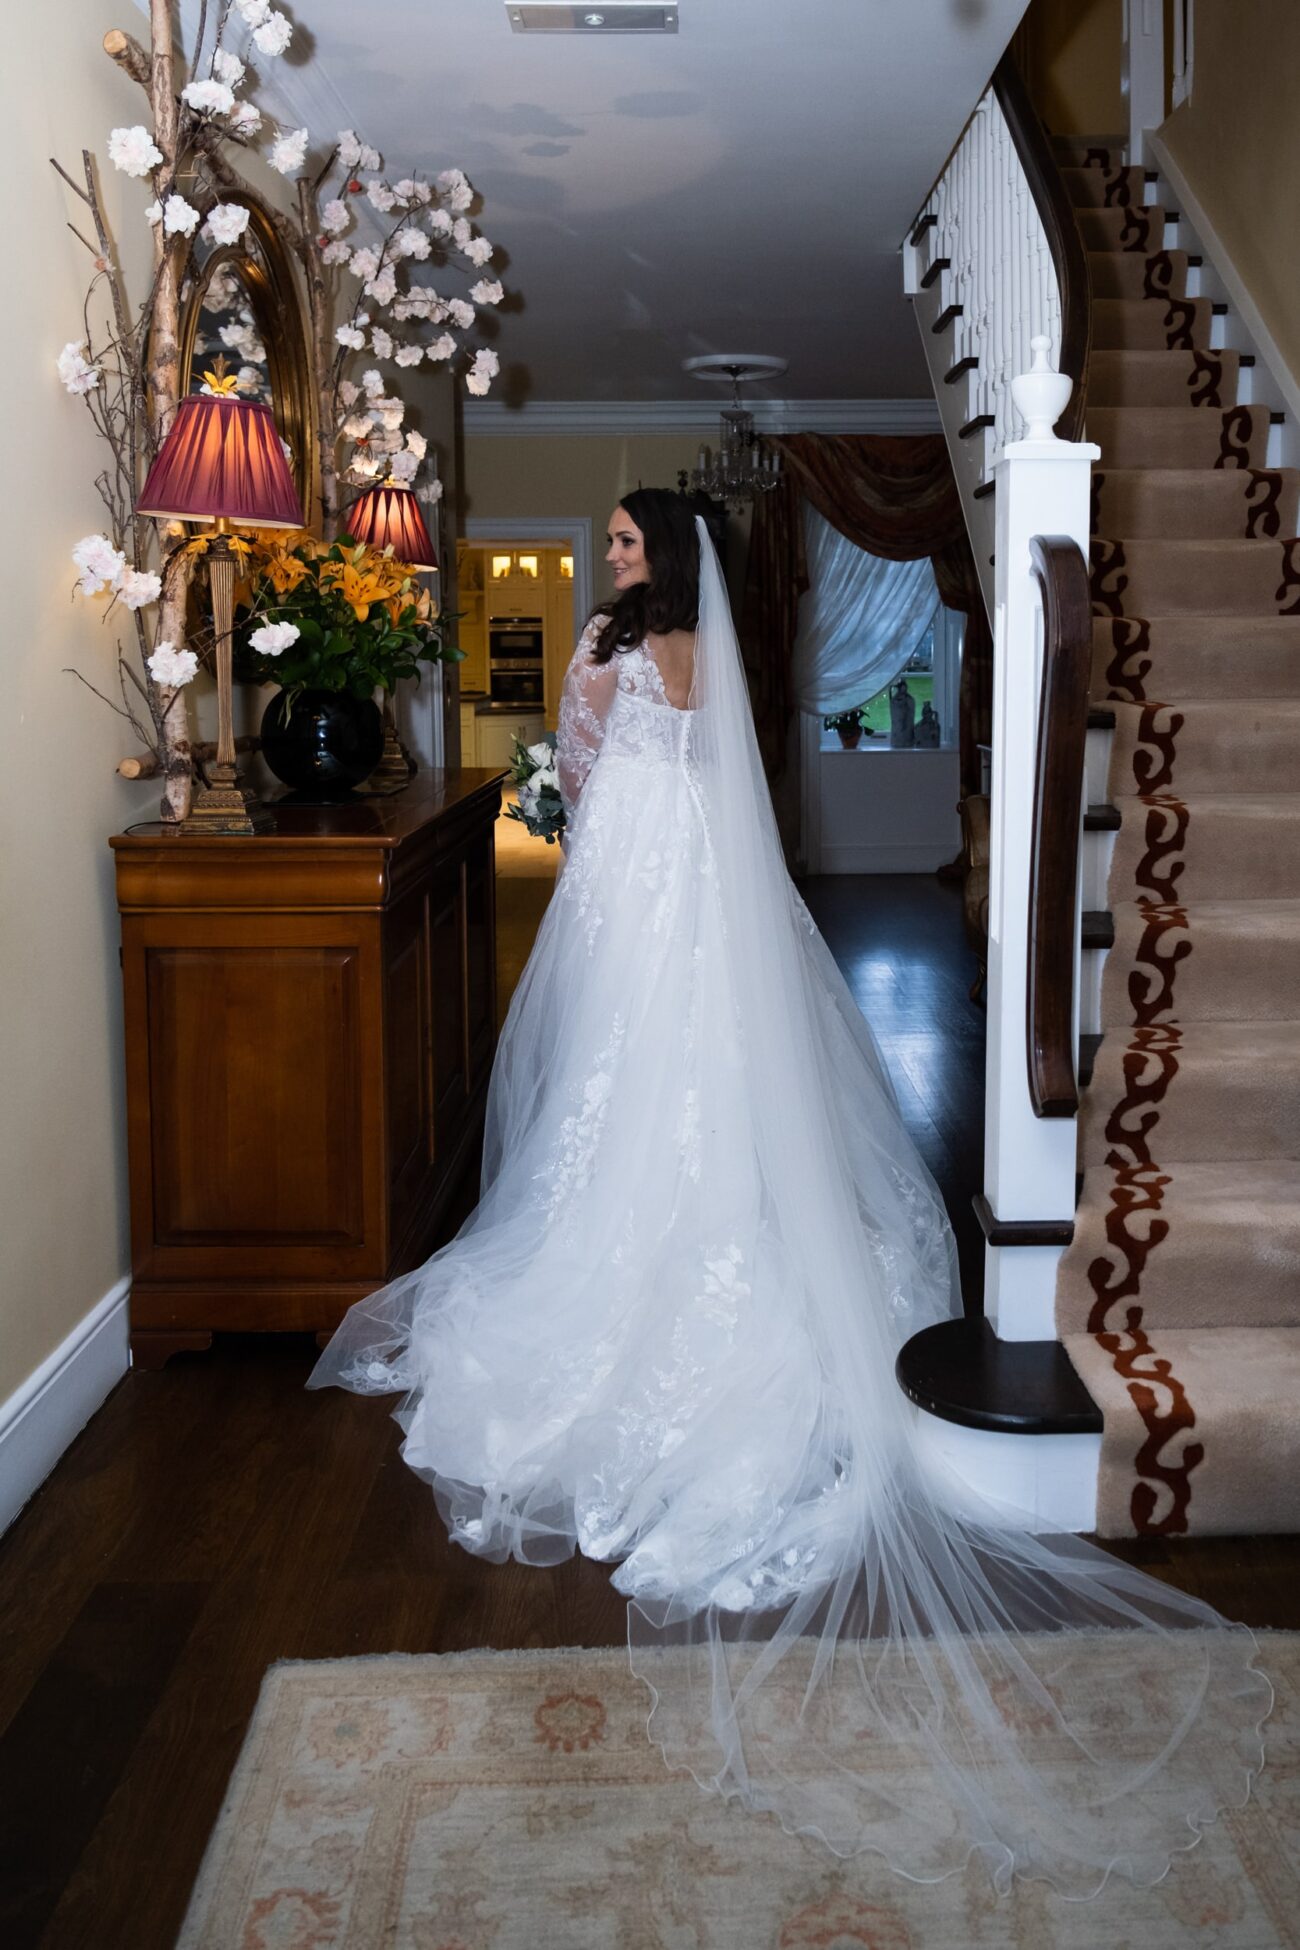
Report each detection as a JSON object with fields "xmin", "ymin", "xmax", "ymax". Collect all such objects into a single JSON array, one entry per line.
[{"xmin": 818, "ymin": 608, "xmax": 963, "ymax": 750}]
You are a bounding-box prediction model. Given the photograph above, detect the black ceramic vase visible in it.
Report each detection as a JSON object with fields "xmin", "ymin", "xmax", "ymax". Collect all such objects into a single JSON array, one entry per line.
[{"xmin": 260, "ymin": 688, "xmax": 385, "ymax": 797}]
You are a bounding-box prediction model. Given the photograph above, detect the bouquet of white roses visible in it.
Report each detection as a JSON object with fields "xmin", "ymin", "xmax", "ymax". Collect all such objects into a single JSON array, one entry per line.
[{"xmin": 503, "ymin": 734, "xmax": 565, "ymax": 844}]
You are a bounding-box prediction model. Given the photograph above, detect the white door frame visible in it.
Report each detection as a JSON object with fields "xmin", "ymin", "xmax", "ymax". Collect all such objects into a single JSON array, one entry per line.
[{"xmin": 463, "ymin": 516, "xmax": 595, "ymax": 650}]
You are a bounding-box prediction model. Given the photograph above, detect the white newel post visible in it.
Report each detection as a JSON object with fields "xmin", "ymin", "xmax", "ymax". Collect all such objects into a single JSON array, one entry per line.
[{"xmin": 983, "ymin": 348, "xmax": 1099, "ymax": 1342}]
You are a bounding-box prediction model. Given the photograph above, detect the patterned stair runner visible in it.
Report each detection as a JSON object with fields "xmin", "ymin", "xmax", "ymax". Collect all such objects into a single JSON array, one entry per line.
[{"xmin": 1049, "ymin": 140, "xmax": 1300, "ymax": 1538}]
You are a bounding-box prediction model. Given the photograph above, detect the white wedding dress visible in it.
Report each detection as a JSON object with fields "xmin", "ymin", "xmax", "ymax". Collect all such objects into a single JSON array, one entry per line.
[{"xmin": 309, "ymin": 520, "xmax": 1270, "ymax": 1895}]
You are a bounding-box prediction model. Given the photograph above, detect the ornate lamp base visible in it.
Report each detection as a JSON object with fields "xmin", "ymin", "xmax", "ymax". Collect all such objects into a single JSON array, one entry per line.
[
  {"xmin": 359, "ymin": 705, "xmax": 418, "ymax": 796},
  {"xmin": 180, "ymin": 763, "xmax": 275, "ymax": 836}
]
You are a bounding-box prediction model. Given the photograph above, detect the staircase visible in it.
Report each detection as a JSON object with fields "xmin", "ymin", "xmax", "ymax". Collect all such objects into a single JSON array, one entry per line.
[{"xmin": 1051, "ymin": 140, "xmax": 1300, "ymax": 1537}]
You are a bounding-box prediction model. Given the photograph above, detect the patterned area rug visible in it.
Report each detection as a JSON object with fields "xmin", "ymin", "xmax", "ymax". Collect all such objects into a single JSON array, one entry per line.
[{"xmin": 176, "ymin": 1637, "xmax": 1300, "ymax": 1948}]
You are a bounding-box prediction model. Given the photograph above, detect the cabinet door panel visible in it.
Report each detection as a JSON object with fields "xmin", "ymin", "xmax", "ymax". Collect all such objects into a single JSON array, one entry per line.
[
  {"xmin": 146, "ymin": 945, "xmax": 364, "ymax": 1246},
  {"xmin": 464, "ymin": 836, "xmax": 496, "ymax": 1087},
  {"xmin": 385, "ymin": 890, "xmax": 433, "ymax": 1243},
  {"xmin": 428, "ymin": 859, "xmax": 468, "ymax": 1143}
]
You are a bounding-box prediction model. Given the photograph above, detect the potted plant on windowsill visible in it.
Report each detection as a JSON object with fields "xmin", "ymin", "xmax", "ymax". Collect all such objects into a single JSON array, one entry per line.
[
  {"xmin": 823, "ymin": 708, "xmax": 870, "ymax": 750},
  {"xmin": 233, "ymin": 531, "xmax": 460, "ymax": 797}
]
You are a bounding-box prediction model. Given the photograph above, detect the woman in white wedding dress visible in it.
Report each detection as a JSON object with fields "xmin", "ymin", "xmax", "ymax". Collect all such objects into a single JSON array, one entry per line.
[{"xmin": 309, "ymin": 489, "xmax": 1270, "ymax": 1895}]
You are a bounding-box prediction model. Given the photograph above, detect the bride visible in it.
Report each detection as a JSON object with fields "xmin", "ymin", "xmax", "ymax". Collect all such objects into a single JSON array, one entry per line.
[{"xmin": 309, "ymin": 489, "xmax": 1270, "ymax": 1894}]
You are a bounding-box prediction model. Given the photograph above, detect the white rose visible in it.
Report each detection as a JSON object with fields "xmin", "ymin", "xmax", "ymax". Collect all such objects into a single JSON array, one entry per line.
[{"xmin": 525, "ymin": 741, "xmax": 553, "ymax": 769}]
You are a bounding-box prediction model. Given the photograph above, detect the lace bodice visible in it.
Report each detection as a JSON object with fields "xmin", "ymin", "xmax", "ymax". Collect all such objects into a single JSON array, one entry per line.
[{"xmin": 555, "ymin": 620, "xmax": 692, "ymax": 821}]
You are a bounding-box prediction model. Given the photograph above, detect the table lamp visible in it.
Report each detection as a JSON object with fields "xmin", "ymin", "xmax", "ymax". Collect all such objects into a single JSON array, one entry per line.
[
  {"xmin": 137, "ymin": 370, "xmax": 305, "ymax": 834},
  {"xmin": 344, "ymin": 481, "xmax": 439, "ymax": 792}
]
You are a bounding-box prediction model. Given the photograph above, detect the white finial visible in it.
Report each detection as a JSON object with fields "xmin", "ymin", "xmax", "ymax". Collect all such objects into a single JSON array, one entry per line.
[{"xmin": 1011, "ymin": 337, "xmax": 1072, "ymax": 442}]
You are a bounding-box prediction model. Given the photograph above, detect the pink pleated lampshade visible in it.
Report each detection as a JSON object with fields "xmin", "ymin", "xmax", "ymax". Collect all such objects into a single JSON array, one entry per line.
[
  {"xmin": 137, "ymin": 394, "xmax": 304, "ymax": 529},
  {"xmin": 345, "ymin": 482, "xmax": 438, "ymax": 571}
]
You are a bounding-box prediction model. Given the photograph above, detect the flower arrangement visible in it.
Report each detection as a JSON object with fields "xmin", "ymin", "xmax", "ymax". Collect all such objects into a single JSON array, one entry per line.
[
  {"xmin": 503, "ymin": 736, "xmax": 565, "ymax": 846},
  {"xmin": 233, "ymin": 532, "xmax": 460, "ymax": 703},
  {"xmin": 56, "ymin": 0, "xmax": 510, "ymax": 819}
]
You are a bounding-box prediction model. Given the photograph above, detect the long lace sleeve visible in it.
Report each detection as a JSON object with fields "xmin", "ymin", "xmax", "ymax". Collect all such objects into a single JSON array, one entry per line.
[{"xmin": 556, "ymin": 622, "xmax": 619, "ymax": 822}]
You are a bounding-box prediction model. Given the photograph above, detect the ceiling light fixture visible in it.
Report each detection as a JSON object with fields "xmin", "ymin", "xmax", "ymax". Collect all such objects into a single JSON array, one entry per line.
[
  {"xmin": 679, "ymin": 355, "xmax": 787, "ymax": 512},
  {"xmin": 508, "ymin": 4, "xmax": 678, "ymax": 32}
]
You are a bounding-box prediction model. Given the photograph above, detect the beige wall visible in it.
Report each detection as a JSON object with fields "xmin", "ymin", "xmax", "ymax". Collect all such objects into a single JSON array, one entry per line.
[
  {"xmin": 1013, "ymin": 0, "xmax": 1124, "ymax": 136},
  {"xmin": 0, "ymin": 6, "xmax": 314, "ymax": 1413},
  {"xmin": 1159, "ymin": 0, "xmax": 1300, "ymax": 389}
]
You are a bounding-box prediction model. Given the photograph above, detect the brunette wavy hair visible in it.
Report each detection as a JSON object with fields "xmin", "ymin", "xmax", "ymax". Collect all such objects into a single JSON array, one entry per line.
[{"xmin": 588, "ymin": 488, "xmax": 715, "ymax": 664}]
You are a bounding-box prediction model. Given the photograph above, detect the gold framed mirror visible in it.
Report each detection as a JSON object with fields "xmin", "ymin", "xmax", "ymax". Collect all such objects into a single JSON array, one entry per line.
[{"xmin": 178, "ymin": 198, "xmax": 317, "ymax": 525}]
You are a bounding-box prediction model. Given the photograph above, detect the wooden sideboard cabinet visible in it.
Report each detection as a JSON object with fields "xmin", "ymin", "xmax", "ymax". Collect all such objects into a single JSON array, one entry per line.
[{"xmin": 109, "ymin": 770, "xmax": 508, "ymax": 1368}]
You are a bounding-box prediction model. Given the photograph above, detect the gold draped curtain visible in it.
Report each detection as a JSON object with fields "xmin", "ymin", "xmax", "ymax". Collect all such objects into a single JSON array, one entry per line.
[{"xmin": 740, "ymin": 434, "xmax": 992, "ymax": 798}]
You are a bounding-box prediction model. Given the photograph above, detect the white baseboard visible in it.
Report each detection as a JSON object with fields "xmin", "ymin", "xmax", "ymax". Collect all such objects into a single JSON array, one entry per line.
[{"xmin": 0, "ymin": 1275, "xmax": 131, "ymax": 1536}]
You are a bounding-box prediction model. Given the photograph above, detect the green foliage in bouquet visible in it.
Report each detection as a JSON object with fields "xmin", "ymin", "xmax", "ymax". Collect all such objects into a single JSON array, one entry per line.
[{"xmin": 502, "ymin": 732, "xmax": 566, "ymax": 846}]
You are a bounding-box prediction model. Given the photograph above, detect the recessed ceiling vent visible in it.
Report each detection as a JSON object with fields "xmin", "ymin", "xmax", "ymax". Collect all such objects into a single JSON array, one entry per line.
[{"xmin": 507, "ymin": 3, "xmax": 678, "ymax": 32}]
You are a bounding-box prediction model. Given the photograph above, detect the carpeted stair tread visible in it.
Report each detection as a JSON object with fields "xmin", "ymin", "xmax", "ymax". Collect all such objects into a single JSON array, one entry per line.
[
  {"xmin": 1105, "ymin": 793, "xmax": 1300, "ymax": 901},
  {"xmin": 1091, "ymin": 296, "xmax": 1216, "ymax": 352},
  {"xmin": 1099, "ymin": 897, "xmax": 1300, "ymax": 1025},
  {"xmin": 1061, "ymin": 1326, "xmax": 1300, "ymax": 1536},
  {"xmin": 1087, "ymin": 350, "xmax": 1241, "ymax": 410},
  {"xmin": 1089, "ymin": 250, "xmax": 1189, "ymax": 301},
  {"xmin": 1060, "ymin": 163, "xmax": 1149, "ymax": 207},
  {"xmin": 1076, "ymin": 205, "xmax": 1168, "ymax": 252},
  {"xmin": 1085, "ymin": 406, "xmax": 1270, "ymax": 469},
  {"xmin": 1093, "ymin": 469, "xmax": 1300, "ymax": 541},
  {"xmin": 1106, "ymin": 695, "xmax": 1300, "ymax": 794},
  {"xmin": 1093, "ymin": 536, "xmax": 1300, "ymax": 616},
  {"xmin": 1078, "ymin": 1021, "xmax": 1300, "ymax": 1166},
  {"xmin": 1092, "ymin": 615, "xmax": 1300, "ymax": 699},
  {"xmin": 1060, "ymin": 1158, "xmax": 1300, "ymax": 1331}
]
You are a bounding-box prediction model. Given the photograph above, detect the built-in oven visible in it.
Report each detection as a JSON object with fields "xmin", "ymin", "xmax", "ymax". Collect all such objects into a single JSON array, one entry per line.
[{"xmin": 489, "ymin": 617, "xmax": 544, "ymax": 705}]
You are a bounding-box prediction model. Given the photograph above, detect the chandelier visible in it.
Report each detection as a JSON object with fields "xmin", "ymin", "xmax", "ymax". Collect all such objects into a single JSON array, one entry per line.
[{"xmin": 677, "ymin": 355, "xmax": 786, "ymax": 511}]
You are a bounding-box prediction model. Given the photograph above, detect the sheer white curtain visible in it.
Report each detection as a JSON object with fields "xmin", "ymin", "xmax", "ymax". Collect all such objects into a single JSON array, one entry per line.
[{"xmin": 793, "ymin": 504, "xmax": 940, "ymax": 717}]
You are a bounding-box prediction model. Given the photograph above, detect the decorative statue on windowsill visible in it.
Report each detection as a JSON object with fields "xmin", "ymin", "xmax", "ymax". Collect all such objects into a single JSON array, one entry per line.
[
  {"xmin": 889, "ymin": 676, "xmax": 916, "ymax": 748},
  {"xmin": 916, "ymin": 700, "xmax": 941, "ymax": 748}
]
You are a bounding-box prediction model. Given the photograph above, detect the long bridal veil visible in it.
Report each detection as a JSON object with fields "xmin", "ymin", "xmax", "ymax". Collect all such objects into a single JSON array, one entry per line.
[{"xmin": 623, "ymin": 518, "xmax": 1271, "ymax": 1895}]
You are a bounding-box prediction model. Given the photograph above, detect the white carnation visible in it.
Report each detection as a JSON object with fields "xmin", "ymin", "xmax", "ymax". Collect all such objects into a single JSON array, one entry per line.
[
  {"xmin": 427, "ymin": 208, "xmax": 453, "ymax": 237},
  {"xmin": 252, "ymin": 11, "xmax": 293, "ymax": 56},
  {"xmin": 358, "ymin": 142, "xmax": 381, "ymax": 172},
  {"xmin": 144, "ymin": 200, "xmax": 162, "ymax": 225},
  {"xmin": 57, "ymin": 341, "xmax": 101, "ymax": 395},
  {"xmin": 361, "ymin": 368, "xmax": 385, "ymax": 397},
  {"xmin": 249, "ymin": 620, "xmax": 301, "ymax": 655},
  {"xmin": 212, "ymin": 48, "xmax": 246, "ymax": 87},
  {"xmin": 470, "ymin": 278, "xmax": 504, "ymax": 307},
  {"xmin": 236, "ymin": 364, "xmax": 263, "ymax": 394},
  {"xmin": 335, "ymin": 324, "xmax": 366, "ymax": 350},
  {"xmin": 426, "ymin": 333, "xmax": 456, "ymax": 362},
  {"xmin": 452, "ymin": 217, "xmax": 472, "ymax": 250},
  {"xmin": 162, "ymin": 194, "xmax": 200, "ymax": 237},
  {"xmin": 366, "ymin": 268, "xmax": 397, "ymax": 308},
  {"xmin": 228, "ymin": 102, "xmax": 263, "ymax": 139},
  {"xmin": 72, "ymin": 533, "xmax": 126, "ymax": 594},
  {"xmin": 392, "ymin": 225, "xmax": 430, "ymax": 261},
  {"xmin": 366, "ymin": 179, "xmax": 397, "ymax": 214},
  {"xmin": 349, "ymin": 246, "xmax": 380, "ymax": 282},
  {"xmin": 341, "ymin": 413, "xmax": 373, "ymax": 440},
  {"xmin": 349, "ymin": 451, "xmax": 380, "ymax": 479},
  {"xmin": 182, "ymin": 79, "xmax": 235, "ymax": 116},
  {"xmin": 269, "ymin": 127, "xmax": 309, "ymax": 176},
  {"xmin": 206, "ymin": 202, "xmax": 251, "ymax": 246},
  {"xmin": 338, "ymin": 379, "xmax": 361, "ymax": 407},
  {"xmin": 394, "ymin": 178, "xmax": 431, "ymax": 205},
  {"xmin": 320, "ymin": 198, "xmax": 350, "ymax": 236},
  {"xmin": 107, "ymin": 125, "xmax": 163, "ymax": 179},
  {"xmin": 405, "ymin": 429, "xmax": 428, "ymax": 460},
  {"xmin": 394, "ymin": 343, "xmax": 423, "ymax": 368},
  {"xmin": 321, "ymin": 240, "xmax": 351, "ymax": 266},
  {"xmin": 386, "ymin": 450, "xmax": 417, "ymax": 484},
  {"xmin": 436, "ymin": 167, "xmax": 473, "ymax": 212},
  {"xmin": 336, "ymin": 129, "xmax": 363, "ymax": 168},
  {"xmin": 416, "ymin": 477, "xmax": 444, "ymax": 504},
  {"xmin": 235, "ymin": 0, "xmax": 272, "ymax": 22},
  {"xmin": 447, "ymin": 298, "xmax": 474, "ymax": 331},
  {"xmin": 466, "ymin": 347, "xmax": 499, "ymax": 396},
  {"xmin": 117, "ymin": 568, "xmax": 163, "ymax": 610},
  {"xmin": 463, "ymin": 235, "xmax": 493, "ymax": 267},
  {"xmin": 147, "ymin": 640, "xmax": 199, "ymax": 688}
]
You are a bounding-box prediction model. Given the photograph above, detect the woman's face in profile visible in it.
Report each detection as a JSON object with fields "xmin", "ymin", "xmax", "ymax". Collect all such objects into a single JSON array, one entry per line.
[{"xmin": 606, "ymin": 506, "xmax": 650, "ymax": 592}]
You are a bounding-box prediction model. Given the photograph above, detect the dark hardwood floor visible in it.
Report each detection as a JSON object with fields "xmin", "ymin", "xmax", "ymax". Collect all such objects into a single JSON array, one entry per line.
[{"xmin": 2, "ymin": 831, "xmax": 1295, "ymax": 1949}]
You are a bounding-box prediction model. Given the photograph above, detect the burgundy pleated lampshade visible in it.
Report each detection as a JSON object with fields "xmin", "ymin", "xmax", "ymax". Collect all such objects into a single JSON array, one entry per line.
[
  {"xmin": 137, "ymin": 394, "xmax": 304, "ymax": 529},
  {"xmin": 345, "ymin": 482, "xmax": 438, "ymax": 571}
]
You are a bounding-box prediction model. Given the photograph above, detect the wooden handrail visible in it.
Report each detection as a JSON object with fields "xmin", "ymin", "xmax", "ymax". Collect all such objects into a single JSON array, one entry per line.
[
  {"xmin": 993, "ymin": 54, "xmax": 1092, "ymax": 442},
  {"xmin": 1026, "ymin": 536, "xmax": 1093, "ymax": 1118}
]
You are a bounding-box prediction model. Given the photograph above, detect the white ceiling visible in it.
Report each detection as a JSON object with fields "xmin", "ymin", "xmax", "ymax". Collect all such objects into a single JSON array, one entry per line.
[{"xmin": 187, "ymin": 0, "xmax": 1027, "ymax": 403}]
